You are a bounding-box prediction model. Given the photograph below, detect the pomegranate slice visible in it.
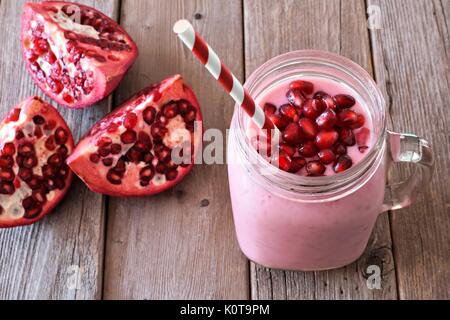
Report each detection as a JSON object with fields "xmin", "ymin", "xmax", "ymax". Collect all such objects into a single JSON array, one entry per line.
[
  {"xmin": 0, "ymin": 97, "xmax": 74, "ymax": 228},
  {"xmin": 21, "ymin": 1, "xmax": 138, "ymax": 109},
  {"xmin": 67, "ymin": 75, "xmax": 203, "ymax": 196}
]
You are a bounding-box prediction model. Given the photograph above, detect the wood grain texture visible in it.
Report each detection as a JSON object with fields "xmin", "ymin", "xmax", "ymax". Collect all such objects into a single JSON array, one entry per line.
[
  {"xmin": 244, "ymin": 0, "xmax": 397, "ymax": 300},
  {"xmin": 369, "ymin": 0, "xmax": 450, "ymax": 299},
  {"xmin": 103, "ymin": 0, "xmax": 249, "ymax": 300},
  {"xmin": 0, "ymin": 0, "xmax": 116, "ymax": 300}
]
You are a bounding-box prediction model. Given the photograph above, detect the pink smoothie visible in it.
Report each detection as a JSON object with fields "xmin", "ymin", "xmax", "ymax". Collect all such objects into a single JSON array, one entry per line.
[{"xmin": 228, "ymin": 76, "xmax": 387, "ymax": 271}]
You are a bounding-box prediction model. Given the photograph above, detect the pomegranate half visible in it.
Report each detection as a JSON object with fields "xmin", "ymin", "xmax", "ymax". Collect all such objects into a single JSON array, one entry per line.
[
  {"xmin": 0, "ymin": 97, "xmax": 74, "ymax": 228},
  {"xmin": 67, "ymin": 75, "xmax": 203, "ymax": 197},
  {"xmin": 21, "ymin": 1, "xmax": 138, "ymax": 109}
]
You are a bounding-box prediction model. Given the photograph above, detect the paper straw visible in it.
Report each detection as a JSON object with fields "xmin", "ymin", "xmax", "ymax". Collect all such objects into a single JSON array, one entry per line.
[{"xmin": 173, "ymin": 19, "xmax": 280, "ymax": 142}]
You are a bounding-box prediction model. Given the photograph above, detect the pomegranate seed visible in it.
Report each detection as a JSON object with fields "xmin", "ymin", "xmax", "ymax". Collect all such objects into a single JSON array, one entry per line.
[
  {"xmin": 143, "ymin": 106, "xmax": 157, "ymax": 125},
  {"xmin": 98, "ymin": 147, "xmax": 111, "ymax": 157},
  {"xmin": 268, "ymin": 114, "xmax": 290, "ymax": 131},
  {"xmin": 333, "ymin": 143, "xmax": 348, "ymax": 155},
  {"xmin": 107, "ymin": 169, "xmax": 123, "ymax": 185},
  {"xmin": 33, "ymin": 115, "xmax": 45, "ymax": 125},
  {"xmin": 316, "ymin": 108, "xmax": 337, "ymax": 130},
  {"xmin": 290, "ymin": 157, "xmax": 307, "ymax": 173},
  {"xmin": 22, "ymin": 197, "xmax": 37, "ymax": 210},
  {"xmin": 18, "ymin": 168, "xmax": 33, "ymax": 181},
  {"xmin": 34, "ymin": 126, "xmax": 43, "ymax": 138},
  {"xmin": 144, "ymin": 153, "xmax": 154, "ymax": 164},
  {"xmin": 298, "ymin": 141, "xmax": 318, "ymax": 158},
  {"xmin": 2, "ymin": 143, "xmax": 16, "ymax": 156},
  {"xmin": 334, "ymin": 155, "xmax": 353, "ymax": 173},
  {"xmin": 121, "ymin": 130, "xmax": 137, "ymax": 144},
  {"xmin": 44, "ymin": 51, "xmax": 57, "ymax": 64},
  {"xmin": 123, "ymin": 113, "xmax": 138, "ymax": 129},
  {"xmin": 18, "ymin": 143, "xmax": 35, "ymax": 156},
  {"xmin": 24, "ymin": 205, "xmax": 43, "ymax": 219},
  {"xmin": 26, "ymin": 177, "xmax": 41, "ymax": 192},
  {"xmin": 45, "ymin": 136, "xmax": 56, "ymax": 151},
  {"xmin": 339, "ymin": 127, "xmax": 356, "ymax": 146},
  {"xmin": 166, "ymin": 169, "xmax": 179, "ymax": 181},
  {"xmin": 140, "ymin": 166, "xmax": 155, "ymax": 181},
  {"xmin": 151, "ymin": 123, "xmax": 168, "ymax": 141},
  {"xmin": 22, "ymin": 156, "xmax": 38, "ymax": 169},
  {"xmin": 334, "ymin": 94, "xmax": 356, "ymax": 109},
  {"xmin": 127, "ymin": 148, "xmax": 143, "ymax": 163},
  {"xmin": 263, "ymin": 103, "xmax": 277, "ymax": 116},
  {"xmin": 303, "ymin": 99, "xmax": 325, "ymax": 120},
  {"xmin": 350, "ymin": 113, "xmax": 366, "ymax": 129},
  {"xmin": 155, "ymin": 145, "xmax": 171, "ymax": 163},
  {"xmin": 15, "ymin": 130, "xmax": 25, "ymax": 140},
  {"xmin": 48, "ymin": 153, "xmax": 62, "ymax": 166},
  {"xmin": 162, "ymin": 103, "xmax": 179, "ymax": 119},
  {"xmin": 55, "ymin": 127, "xmax": 69, "ymax": 145},
  {"xmin": 315, "ymin": 130, "xmax": 339, "ymax": 150},
  {"xmin": 97, "ymin": 136, "xmax": 112, "ymax": 147},
  {"xmin": 280, "ymin": 104, "xmax": 300, "ymax": 121},
  {"xmin": 274, "ymin": 153, "xmax": 293, "ymax": 172},
  {"xmin": 42, "ymin": 165, "xmax": 55, "ymax": 177},
  {"xmin": 102, "ymin": 158, "xmax": 113, "ymax": 167},
  {"xmin": 318, "ymin": 149, "xmax": 336, "ymax": 165},
  {"xmin": 286, "ymin": 89, "xmax": 305, "ymax": 108},
  {"xmin": 279, "ymin": 143, "xmax": 296, "ymax": 157},
  {"xmin": 0, "ymin": 168, "xmax": 15, "ymax": 182},
  {"xmin": 289, "ymin": 80, "xmax": 314, "ymax": 95},
  {"xmin": 63, "ymin": 93, "xmax": 74, "ymax": 104},
  {"xmin": 320, "ymin": 95, "xmax": 338, "ymax": 111},
  {"xmin": 0, "ymin": 181, "xmax": 15, "ymax": 195},
  {"xmin": 110, "ymin": 144, "xmax": 122, "ymax": 155},
  {"xmin": 0, "ymin": 155, "xmax": 14, "ymax": 168},
  {"xmin": 282, "ymin": 123, "xmax": 303, "ymax": 145},
  {"xmin": 155, "ymin": 162, "xmax": 167, "ymax": 174},
  {"xmin": 306, "ymin": 161, "xmax": 326, "ymax": 176},
  {"xmin": 338, "ymin": 110, "xmax": 358, "ymax": 127},
  {"xmin": 57, "ymin": 145, "xmax": 69, "ymax": 159},
  {"xmin": 298, "ymin": 118, "xmax": 318, "ymax": 140},
  {"xmin": 183, "ymin": 106, "xmax": 197, "ymax": 123}
]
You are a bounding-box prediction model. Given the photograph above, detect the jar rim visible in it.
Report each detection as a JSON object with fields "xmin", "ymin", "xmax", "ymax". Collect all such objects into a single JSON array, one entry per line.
[{"xmin": 233, "ymin": 50, "xmax": 387, "ymax": 198}]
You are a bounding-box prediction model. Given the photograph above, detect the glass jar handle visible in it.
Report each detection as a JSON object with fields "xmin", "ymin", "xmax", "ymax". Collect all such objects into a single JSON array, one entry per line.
[{"xmin": 382, "ymin": 131, "xmax": 434, "ymax": 211}]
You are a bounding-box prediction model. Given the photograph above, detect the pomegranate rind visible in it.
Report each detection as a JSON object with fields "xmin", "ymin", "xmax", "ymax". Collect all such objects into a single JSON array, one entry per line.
[
  {"xmin": 67, "ymin": 75, "xmax": 203, "ymax": 197},
  {"xmin": 21, "ymin": 1, "xmax": 139, "ymax": 109},
  {"xmin": 0, "ymin": 97, "xmax": 74, "ymax": 228}
]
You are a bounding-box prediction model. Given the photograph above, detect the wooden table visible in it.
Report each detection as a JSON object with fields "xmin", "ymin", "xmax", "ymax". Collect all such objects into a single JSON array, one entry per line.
[{"xmin": 0, "ymin": 0, "xmax": 448, "ymax": 300}]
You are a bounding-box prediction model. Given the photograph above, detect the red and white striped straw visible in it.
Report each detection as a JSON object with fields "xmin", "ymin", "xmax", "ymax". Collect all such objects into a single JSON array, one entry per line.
[{"xmin": 173, "ymin": 19, "xmax": 280, "ymax": 141}]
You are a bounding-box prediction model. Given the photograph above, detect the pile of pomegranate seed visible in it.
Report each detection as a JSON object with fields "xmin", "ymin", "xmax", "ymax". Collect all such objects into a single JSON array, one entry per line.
[{"xmin": 261, "ymin": 80, "xmax": 371, "ymax": 176}]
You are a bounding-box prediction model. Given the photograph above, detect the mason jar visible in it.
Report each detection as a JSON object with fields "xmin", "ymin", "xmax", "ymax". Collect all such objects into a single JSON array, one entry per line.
[{"xmin": 227, "ymin": 50, "xmax": 434, "ymax": 271}]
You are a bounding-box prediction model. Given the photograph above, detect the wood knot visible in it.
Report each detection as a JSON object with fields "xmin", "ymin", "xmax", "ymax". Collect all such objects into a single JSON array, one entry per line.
[
  {"xmin": 200, "ymin": 199, "xmax": 210, "ymax": 207},
  {"xmin": 194, "ymin": 13, "xmax": 203, "ymax": 20}
]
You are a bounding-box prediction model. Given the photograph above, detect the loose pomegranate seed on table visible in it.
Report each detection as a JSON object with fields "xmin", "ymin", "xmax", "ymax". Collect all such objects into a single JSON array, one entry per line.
[{"xmin": 254, "ymin": 79, "xmax": 371, "ymax": 176}]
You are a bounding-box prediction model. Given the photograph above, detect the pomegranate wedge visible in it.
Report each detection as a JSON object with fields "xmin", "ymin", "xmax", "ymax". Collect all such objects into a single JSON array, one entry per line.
[
  {"xmin": 21, "ymin": 1, "xmax": 138, "ymax": 109},
  {"xmin": 67, "ymin": 75, "xmax": 203, "ymax": 197},
  {"xmin": 0, "ymin": 97, "xmax": 74, "ymax": 228}
]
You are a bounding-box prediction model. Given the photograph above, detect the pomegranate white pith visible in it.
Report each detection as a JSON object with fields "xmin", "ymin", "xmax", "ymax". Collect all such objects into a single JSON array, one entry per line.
[
  {"xmin": 67, "ymin": 75, "xmax": 203, "ymax": 197},
  {"xmin": 0, "ymin": 97, "xmax": 74, "ymax": 228},
  {"xmin": 21, "ymin": 1, "xmax": 138, "ymax": 109}
]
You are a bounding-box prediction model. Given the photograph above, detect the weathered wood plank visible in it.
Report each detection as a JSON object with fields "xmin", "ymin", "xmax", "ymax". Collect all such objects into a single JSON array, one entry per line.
[
  {"xmin": 103, "ymin": 0, "xmax": 248, "ymax": 299},
  {"xmin": 369, "ymin": 0, "xmax": 450, "ymax": 299},
  {"xmin": 244, "ymin": 0, "xmax": 397, "ymax": 300},
  {"xmin": 0, "ymin": 0, "xmax": 117, "ymax": 300}
]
